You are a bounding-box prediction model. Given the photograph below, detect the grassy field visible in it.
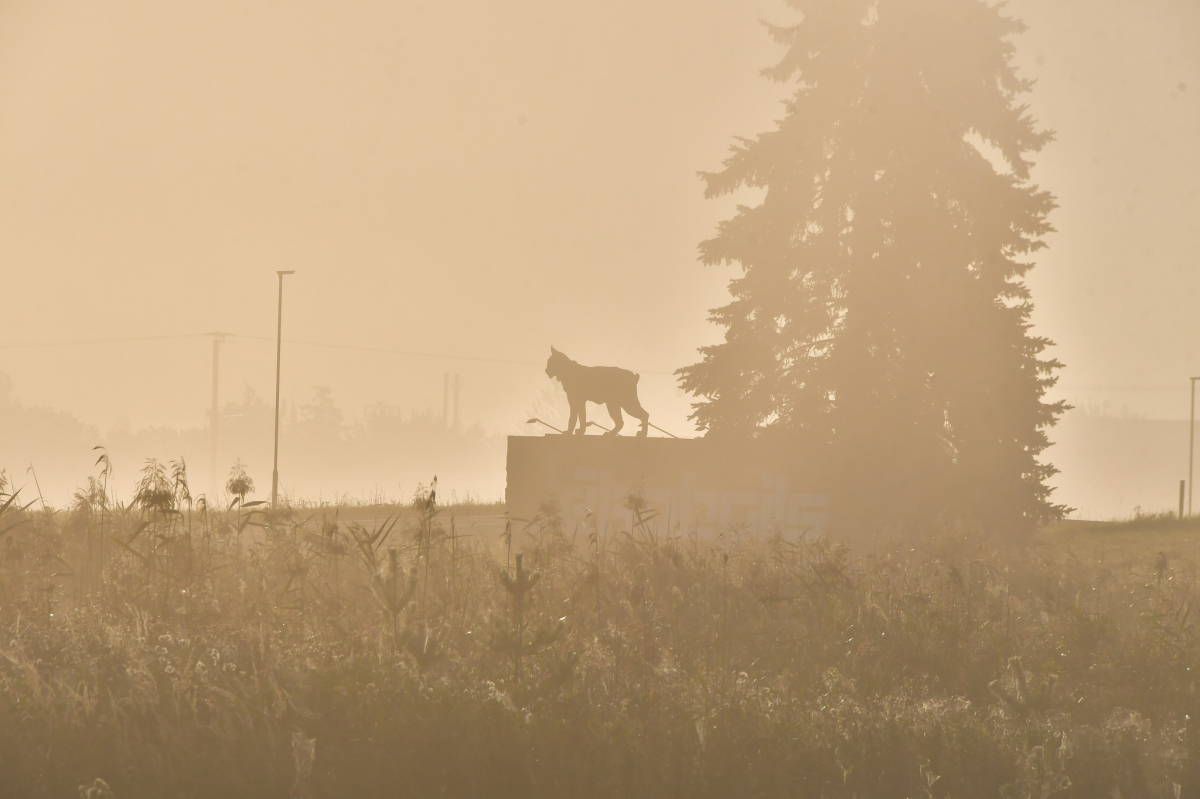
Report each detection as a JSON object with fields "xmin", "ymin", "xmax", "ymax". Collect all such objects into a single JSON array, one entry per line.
[
  {"xmin": 2, "ymin": 466, "xmax": 1200, "ymax": 798},
  {"xmin": 1041, "ymin": 516, "xmax": 1200, "ymax": 574}
]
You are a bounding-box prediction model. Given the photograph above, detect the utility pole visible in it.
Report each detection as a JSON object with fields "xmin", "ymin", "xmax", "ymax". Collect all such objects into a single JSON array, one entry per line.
[
  {"xmin": 209, "ymin": 333, "xmax": 226, "ymax": 501},
  {"xmin": 443, "ymin": 372, "xmax": 450, "ymax": 428},
  {"xmin": 272, "ymin": 271, "xmax": 296, "ymax": 508},
  {"xmin": 1190, "ymin": 377, "xmax": 1200, "ymax": 517},
  {"xmin": 453, "ymin": 373, "xmax": 461, "ymax": 429}
]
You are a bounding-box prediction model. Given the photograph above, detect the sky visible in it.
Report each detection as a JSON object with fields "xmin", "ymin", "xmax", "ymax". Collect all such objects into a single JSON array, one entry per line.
[
  {"xmin": 1013, "ymin": 0, "xmax": 1200, "ymax": 418},
  {"xmin": 0, "ymin": 0, "xmax": 1198, "ymax": 509}
]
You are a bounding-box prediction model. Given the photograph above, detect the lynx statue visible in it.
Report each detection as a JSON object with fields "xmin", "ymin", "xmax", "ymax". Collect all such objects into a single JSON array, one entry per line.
[{"xmin": 545, "ymin": 347, "xmax": 649, "ymax": 437}]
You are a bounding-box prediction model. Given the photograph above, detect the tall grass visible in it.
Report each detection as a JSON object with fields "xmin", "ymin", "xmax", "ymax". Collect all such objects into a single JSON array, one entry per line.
[{"xmin": 0, "ymin": 463, "xmax": 1196, "ymax": 798}]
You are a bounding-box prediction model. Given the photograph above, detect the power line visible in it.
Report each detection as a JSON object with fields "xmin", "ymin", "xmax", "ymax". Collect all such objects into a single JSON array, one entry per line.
[
  {"xmin": 0, "ymin": 332, "xmax": 1188, "ymax": 388},
  {"xmin": 1055, "ymin": 386, "xmax": 1188, "ymax": 393},
  {"xmin": 0, "ymin": 333, "xmax": 208, "ymax": 349},
  {"xmin": 0, "ymin": 330, "xmax": 542, "ymax": 366},
  {"xmin": 0, "ymin": 331, "xmax": 678, "ymax": 375},
  {"xmin": 224, "ymin": 333, "xmax": 545, "ymax": 369},
  {"xmin": 227, "ymin": 334, "xmax": 681, "ymax": 376}
]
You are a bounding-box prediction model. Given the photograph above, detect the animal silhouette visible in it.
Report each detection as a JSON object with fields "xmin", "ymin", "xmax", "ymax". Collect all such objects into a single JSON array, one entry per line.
[{"xmin": 545, "ymin": 347, "xmax": 649, "ymax": 436}]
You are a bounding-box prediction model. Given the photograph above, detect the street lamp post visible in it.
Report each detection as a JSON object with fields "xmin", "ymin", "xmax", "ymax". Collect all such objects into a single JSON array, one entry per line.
[
  {"xmin": 209, "ymin": 332, "xmax": 226, "ymax": 501},
  {"xmin": 1190, "ymin": 377, "xmax": 1200, "ymax": 517},
  {"xmin": 272, "ymin": 271, "xmax": 296, "ymax": 508}
]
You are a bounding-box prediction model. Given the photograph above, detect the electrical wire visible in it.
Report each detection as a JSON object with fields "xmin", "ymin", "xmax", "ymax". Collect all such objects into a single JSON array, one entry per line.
[
  {"xmin": 0, "ymin": 333, "xmax": 208, "ymax": 349},
  {"xmin": 223, "ymin": 333, "xmax": 544, "ymax": 369},
  {"xmin": 0, "ymin": 331, "xmax": 678, "ymax": 376},
  {"xmin": 0, "ymin": 333, "xmax": 1179, "ymax": 387}
]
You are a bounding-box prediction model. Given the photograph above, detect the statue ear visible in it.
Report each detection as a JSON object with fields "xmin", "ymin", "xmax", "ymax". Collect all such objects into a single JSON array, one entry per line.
[{"xmin": 550, "ymin": 346, "xmax": 560, "ymax": 355}]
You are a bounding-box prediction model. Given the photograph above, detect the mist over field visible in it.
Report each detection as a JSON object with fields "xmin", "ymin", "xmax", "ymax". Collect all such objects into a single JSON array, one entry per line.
[{"xmin": 5, "ymin": 3, "xmax": 1200, "ymax": 798}]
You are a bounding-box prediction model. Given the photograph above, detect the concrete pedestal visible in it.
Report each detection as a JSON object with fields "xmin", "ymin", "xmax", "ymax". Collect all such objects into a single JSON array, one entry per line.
[{"xmin": 505, "ymin": 435, "xmax": 829, "ymax": 538}]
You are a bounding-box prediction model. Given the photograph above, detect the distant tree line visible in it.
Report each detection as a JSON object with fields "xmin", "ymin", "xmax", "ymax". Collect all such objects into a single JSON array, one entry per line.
[{"xmin": 0, "ymin": 375, "xmax": 504, "ymax": 504}]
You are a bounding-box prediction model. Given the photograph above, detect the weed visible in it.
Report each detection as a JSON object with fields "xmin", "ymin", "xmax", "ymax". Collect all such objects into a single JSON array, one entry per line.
[{"xmin": 0, "ymin": 459, "xmax": 1195, "ymax": 798}]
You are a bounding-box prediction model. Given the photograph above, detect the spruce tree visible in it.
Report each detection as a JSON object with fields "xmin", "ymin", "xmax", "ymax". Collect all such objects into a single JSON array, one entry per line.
[{"xmin": 678, "ymin": 0, "xmax": 1066, "ymax": 532}]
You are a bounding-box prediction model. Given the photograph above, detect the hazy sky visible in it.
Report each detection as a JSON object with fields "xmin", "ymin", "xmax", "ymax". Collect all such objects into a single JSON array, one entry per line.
[{"xmin": 1, "ymin": 0, "xmax": 1197, "ymax": 449}]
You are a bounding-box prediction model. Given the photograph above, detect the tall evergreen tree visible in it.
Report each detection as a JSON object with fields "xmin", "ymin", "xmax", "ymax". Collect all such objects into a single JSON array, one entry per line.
[{"xmin": 678, "ymin": 0, "xmax": 1066, "ymax": 531}]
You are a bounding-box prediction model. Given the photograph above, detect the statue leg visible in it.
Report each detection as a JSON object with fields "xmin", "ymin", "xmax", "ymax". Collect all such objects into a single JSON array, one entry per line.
[
  {"xmin": 566, "ymin": 406, "xmax": 578, "ymax": 435},
  {"xmin": 627, "ymin": 401, "xmax": 649, "ymax": 437},
  {"xmin": 575, "ymin": 403, "xmax": 587, "ymax": 435},
  {"xmin": 606, "ymin": 403, "xmax": 624, "ymax": 435}
]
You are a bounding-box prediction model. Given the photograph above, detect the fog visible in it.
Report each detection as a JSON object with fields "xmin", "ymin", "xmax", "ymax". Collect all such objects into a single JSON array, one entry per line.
[{"xmin": 1, "ymin": 0, "xmax": 1197, "ymax": 513}]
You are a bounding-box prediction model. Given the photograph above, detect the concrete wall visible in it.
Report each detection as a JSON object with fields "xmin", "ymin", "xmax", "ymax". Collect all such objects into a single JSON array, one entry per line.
[{"xmin": 505, "ymin": 435, "xmax": 829, "ymax": 538}]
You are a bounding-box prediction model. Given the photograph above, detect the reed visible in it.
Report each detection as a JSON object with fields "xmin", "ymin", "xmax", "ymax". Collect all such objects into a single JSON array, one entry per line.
[{"xmin": 0, "ymin": 456, "xmax": 1195, "ymax": 798}]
